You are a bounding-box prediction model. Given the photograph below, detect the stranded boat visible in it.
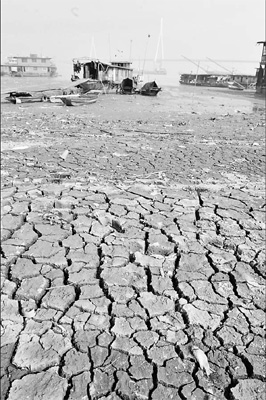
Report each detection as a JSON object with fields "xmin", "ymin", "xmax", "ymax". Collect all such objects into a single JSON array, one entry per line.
[
  {"xmin": 71, "ymin": 58, "xmax": 134, "ymax": 92},
  {"xmin": 140, "ymin": 81, "xmax": 161, "ymax": 96},
  {"xmin": 5, "ymin": 91, "xmax": 48, "ymax": 104},
  {"xmin": 59, "ymin": 92, "xmax": 99, "ymax": 106},
  {"xmin": 179, "ymin": 72, "xmax": 256, "ymax": 89},
  {"xmin": 3, "ymin": 79, "xmax": 95, "ymax": 104},
  {"xmin": 120, "ymin": 78, "xmax": 135, "ymax": 94},
  {"xmin": 1, "ymin": 54, "xmax": 57, "ymax": 77}
]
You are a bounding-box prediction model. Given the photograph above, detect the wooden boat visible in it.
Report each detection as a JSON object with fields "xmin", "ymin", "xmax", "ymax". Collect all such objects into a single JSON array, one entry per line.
[
  {"xmin": 120, "ymin": 78, "xmax": 135, "ymax": 94},
  {"xmin": 4, "ymin": 79, "xmax": 95, "ymax": 104},
  {"xmin": 179, "ymin": 74, "xmax": 229, "ymax": 87},
  {"xmin": 60, "ymin": 97, "xmax": 97, "ymax": 106},
  {"xmin": 69, "ymin": 77, "xmax": 104, "ymax": 92},
  {"xmin": 5, "ymin": 91, "xmax": 47, "ymax": 104},
  {"xmin": 49, "ymin": 89, "xmax": 101, "ymax": 103},
  {"xmin": 59, "ymin": 93, "xmax": 99, "ymax": 106},
  {"xmin": 179, "ymin": 72, "xmax": 255, "ymax": 89},
  {"xmin": 4, "ymin": 81, "xmax": 100, "ymax": 106},
  {"xmin": 50, "ymin": 94, "xmax": 79, "ymax": 103},
  {"xmin": 140, "ymin": 81, "xmax": 161, "ymax": 96}
]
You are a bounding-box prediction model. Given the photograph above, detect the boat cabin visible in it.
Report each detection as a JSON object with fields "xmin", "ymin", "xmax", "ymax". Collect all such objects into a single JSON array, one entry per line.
[{"xmin": 72, "ymin": 58, "xmax": 133, "ymax": 83}]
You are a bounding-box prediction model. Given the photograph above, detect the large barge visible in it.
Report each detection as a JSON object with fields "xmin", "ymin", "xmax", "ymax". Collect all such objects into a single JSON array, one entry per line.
[
  {"xmin": 1, "ymin": 54, "xmax": 57, "ymax": 77},
  {"xmin": 179, "ymin": 72, "xmax": 256, "ymax": 89}
]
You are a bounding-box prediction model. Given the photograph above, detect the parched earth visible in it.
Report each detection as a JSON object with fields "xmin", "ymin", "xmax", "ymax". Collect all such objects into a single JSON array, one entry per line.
[{"xmin": 1, "ymin": 90, "xmax": 265, "ymax": 400}]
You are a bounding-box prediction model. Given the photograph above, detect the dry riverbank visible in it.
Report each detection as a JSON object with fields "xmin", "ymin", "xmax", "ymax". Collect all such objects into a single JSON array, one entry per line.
[{"xmin": 1, "ymin": 86, "xmax": 265, "ymax": 400}]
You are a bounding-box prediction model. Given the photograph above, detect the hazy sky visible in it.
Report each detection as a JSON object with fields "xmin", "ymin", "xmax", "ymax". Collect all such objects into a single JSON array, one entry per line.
[{"xmin": 1, "ymin": 0, "xmax": 265, "ymax": 77}]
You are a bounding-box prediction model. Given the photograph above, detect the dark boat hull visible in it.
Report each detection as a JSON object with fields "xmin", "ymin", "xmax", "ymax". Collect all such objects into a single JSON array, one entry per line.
[
  {"xmin": 139, "ymin": 81, "xmax": 161, "ymax": 96},
  {"xmin": 120, "ymin": 78, "xmax": 135, "ymax": 94},
  {"xmin": 78, "ymin": 80, "xmax": 104, "ymax": 92},
  {"xmin": 5, "ymin": 96, "xmax": 45, "ymax": 104},
  {"xmin": 140, "ymin": 89, "xmax": 161, "ymax": 96}
]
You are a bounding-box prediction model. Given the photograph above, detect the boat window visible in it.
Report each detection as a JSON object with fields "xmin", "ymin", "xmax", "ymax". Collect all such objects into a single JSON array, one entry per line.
[{"xmin": 22, "ymin": 58, "xmax": 27, "ymax": 63}]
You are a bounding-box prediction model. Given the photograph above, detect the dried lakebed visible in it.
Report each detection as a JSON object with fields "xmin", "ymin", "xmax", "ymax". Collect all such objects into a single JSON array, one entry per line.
[{"xmin": 1, "ymin": 96, "xmax": 265, "ymax": 400}]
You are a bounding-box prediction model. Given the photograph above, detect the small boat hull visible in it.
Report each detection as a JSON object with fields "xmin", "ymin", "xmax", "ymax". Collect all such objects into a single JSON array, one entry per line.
[
  {"xmin": 140, "ymin": 81, "xmax": 161, "ymax": 96},
  {"xmin": 5, "ymin": 90, "xmax": 48, "ymax": 104},
  {"xmin": 5, "ymin": 96, "xmax": 46, "ymax": 104},
  {"xmin": 78, "ymin": 80, "xmax": 104, "ymax": 92},
  {"xmin": 140, "ymin": 88, "xmax": 161, "ymax": 96},
  {"xmin": 59, "ymin": 94, "xmax": 98, "ymax": 106}
]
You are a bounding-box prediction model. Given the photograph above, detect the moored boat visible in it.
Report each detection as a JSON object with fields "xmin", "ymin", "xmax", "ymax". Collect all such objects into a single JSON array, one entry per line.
[
  {"xmin": 3, "ymin": 79, "xmax": 97, "ymax": 104},
  {"xmin": 5, "ymin": 91, "xmax": 47, "ymax": 104},
  {"xmin": 179, "ymin": 72, "xmax": 256, "ymax": 89},
  {"xmin": 120, "ymin": 78, "xmax": 135, "ymax": 94},
  {"xmin": 73, "ymin": 78, "xmax": 104, "ymax": 93},
  {"xmin": 140, "ymin": 81, "xmax": 161, "ymax": 96},
  {"xmin": 59, "ymin": 93, "xmax": 99, "ymax": 106}
]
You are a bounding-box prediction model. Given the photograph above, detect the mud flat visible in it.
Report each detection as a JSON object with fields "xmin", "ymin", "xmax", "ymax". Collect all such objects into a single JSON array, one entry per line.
[{"xmin": 1, "ymin": 86, "xmax": 265, "ymax": 400}]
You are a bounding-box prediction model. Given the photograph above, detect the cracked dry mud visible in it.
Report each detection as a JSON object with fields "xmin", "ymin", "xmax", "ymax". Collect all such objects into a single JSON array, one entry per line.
[{"xmin": 1, "ymin": 90, "xmax": 265, "ymax": 400}]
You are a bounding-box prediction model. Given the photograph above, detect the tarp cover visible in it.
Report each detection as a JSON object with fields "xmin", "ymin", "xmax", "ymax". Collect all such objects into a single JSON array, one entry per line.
[
  {"xmin": 140, "ymin": 81, "xmax": 158, "ymax": 91},
  {"xmin": 121, "ymin": 78, "xmax": 133, "ymax": 89}
]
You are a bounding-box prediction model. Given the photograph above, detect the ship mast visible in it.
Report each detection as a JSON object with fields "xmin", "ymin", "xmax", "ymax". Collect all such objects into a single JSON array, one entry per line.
[{"xmin": 154, "ymin": 18, "xmax": 164, "ymax": 70}]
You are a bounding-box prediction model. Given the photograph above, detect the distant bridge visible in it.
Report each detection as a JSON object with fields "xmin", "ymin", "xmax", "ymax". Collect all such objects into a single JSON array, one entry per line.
[{"xmin": 131, "ymin": 59, "xmax": 258, "ymax": 63}]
